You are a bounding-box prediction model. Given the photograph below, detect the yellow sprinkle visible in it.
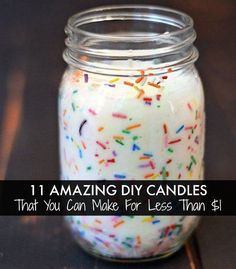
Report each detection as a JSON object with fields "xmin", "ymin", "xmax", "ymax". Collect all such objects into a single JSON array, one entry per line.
[
  {"xmin": 142, "ymin": 216, "xmax": 153, "ymax": 222},
  {"xmin": 152, "ymin": 174, "xmax": 160, "ymax": 179},
  {"xmin": 109, "ymin": 78, "xmax": 120, "ymax": 83},
  {"xmin": 188, "ymin": 171, "xmax": 193, "ymax": 178}
]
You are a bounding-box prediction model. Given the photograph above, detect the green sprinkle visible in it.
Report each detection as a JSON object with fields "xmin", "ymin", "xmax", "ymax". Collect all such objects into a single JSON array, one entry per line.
[
  {"xmin": 132, "ymin": 136, "xmax": 138, "ymax": 141},
  {"xmin": 122, "ymin": 129, "xmax": 130, "ymax": 134},
  {"xmin": 87, "ymin": 166, "xmax": 92, "ymax": 170},
  {"xmin": 162, "ymin": 167, "xmax": 167, "ymax": 179},
  {"xmin": 122, "ymin": 242, "xmax": 132, "ymax": 248},
  {"xmin": 129, "ymin": 118, "xmax": 133, "ymax": 121},
  {"xmin": 73, "ymin": 90, "xmax": 78, "ymax": 94},
  {"xmin": 168, "ymin": 148, "xmax": 174, "ymax": 153},
  {"xmin": 188, "ymin": 161, "xmax": 193, "ymax": 171},
  {"xmin": 115, "ymin": 139, "xmax": 124, "ymax": 145},
  {"xmin": 72, "ymin": 102, "xmax": 76, "ymax": 111},
  {"xmin": 157, "ymin": 105, "xmax": 161, "ymax": 108},
  {"xmin": 191, "ymin": 155, "xmax": 197, "ymax": 165}
]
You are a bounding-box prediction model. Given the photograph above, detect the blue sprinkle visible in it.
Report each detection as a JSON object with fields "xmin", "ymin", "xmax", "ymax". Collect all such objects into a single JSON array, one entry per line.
[
  {"xmin": 79, "ymin": 230, "xmax": 85, "ymax": 237},
  {"xmin": 66, "ymin": 135, "xmax": 69, "ymax": 140},
  {"xmin": 152, "ymin": 220, "xmax": 160, "ymax": 224},
  {"xmin": 143, "ymin": 153, "xmax": 153, "ymax": 157},
  {"xmin": 132, "ymin": 144, "xmax": 140, "ymax": 151},
  {"xmin": 114, "ymin": 174, "xmax": 126, "ymax": 179},
  {"xmin": 79, "ymin": 149, "xmax": 83, "ymax": 158},
  {"xmin": 176, "ymin": 125, "xmax": 184, "ymax": 134}
]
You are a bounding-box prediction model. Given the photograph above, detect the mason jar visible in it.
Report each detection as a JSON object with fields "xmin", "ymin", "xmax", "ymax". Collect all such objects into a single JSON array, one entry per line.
[{"xmin": 59, "ymin": 5, "xmax": 205, "ymax": 262}]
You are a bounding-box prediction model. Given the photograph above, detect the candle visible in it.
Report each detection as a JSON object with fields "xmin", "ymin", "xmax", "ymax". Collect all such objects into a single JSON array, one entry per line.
[{"xmin": 59, "ymin": 5, "xmax": 205, "ymax": 261}]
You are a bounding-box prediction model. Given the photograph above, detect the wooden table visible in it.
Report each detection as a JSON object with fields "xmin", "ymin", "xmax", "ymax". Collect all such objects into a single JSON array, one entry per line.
[{"xmin": 0, "ymin": 1, "xmax": 235, "ymax": 268}]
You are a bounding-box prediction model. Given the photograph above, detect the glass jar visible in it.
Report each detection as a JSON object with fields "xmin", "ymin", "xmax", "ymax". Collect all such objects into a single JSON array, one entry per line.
[{"xmin": 59, "ymin": 5, "xmax": 205, "ymax": 262}]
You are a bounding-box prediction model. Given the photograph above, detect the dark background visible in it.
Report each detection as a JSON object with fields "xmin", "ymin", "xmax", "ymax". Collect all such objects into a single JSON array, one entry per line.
[{"xmin": 0, "ymin": 0, "xmax": 235, "ymax": 268}]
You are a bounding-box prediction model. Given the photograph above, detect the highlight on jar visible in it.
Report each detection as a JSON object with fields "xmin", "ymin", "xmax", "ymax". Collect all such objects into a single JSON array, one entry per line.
[{"xmin": 58, "ymin": 5, "xmax": 205, "ymax": 262}]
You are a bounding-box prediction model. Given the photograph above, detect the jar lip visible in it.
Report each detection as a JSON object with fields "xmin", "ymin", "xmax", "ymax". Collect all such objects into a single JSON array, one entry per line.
[{"xmin": 66, "ymin": 4, "xmax": 194, "ymax": 42}]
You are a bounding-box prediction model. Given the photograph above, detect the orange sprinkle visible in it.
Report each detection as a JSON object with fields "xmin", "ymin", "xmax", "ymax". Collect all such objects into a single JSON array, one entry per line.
[
  {"xmin": 99, "ymin": 159, "xmax": 104, "ymax": 164},
  {"xmin": 95, "ymin": 219, "xmax": 102, "ymax": 224},
  {"xmin": 144, "ymin": 173, "xmax": 154, "ymax": 179},
  {"xmin": 139, "ymin": 156, "xmax": 151, "ymax": 160},
  {"xmin": 113, "ymin": 135, "xmax": 124, "ymax": 140},
  {"xmin": 124, "ymin": 81, "xmax": 134, "ymax": 87},
  {"xmin": 80, "ymin": 55, "xmax": 88, "ymax": 61},
  {"xmin": 126, "ymin": 123, "xmax": 141, "ymax": 130},
  {"xmin": 134, "ymin": 87, "xmax": 145, "ymax": 99},
  {"xmin": 113, "ymin": 220, "xmax": 124, "ymax": 228},
  {"xmin": 148, "ymin": 82, "xmax": 161, "ymax": 88},
  {"xmin": 63, "ymin": 121, "xmax": 68, "ymax": 128},
  {"xmin": 136, "ymin": 235, "xmax": 141, "ymax": 245},
  {"xmin": 73, "ymin": 70, "xmax": 83, "ymax": 79},
  {"xmin": 167, "ymin": 67, "xmax": 173, "ymax": 72},
  {"xmin": 63, "ymin": 109, "xmax": 67, "ymax": 116},
  {"xmin": 81, "ymin": 141, "xmax": 87, "ymax": 150},
  {"xmin": 135, "ymin": 70, "xmax": 145, "ymax": 83},
  {"xmin": 98, "ymin": 127, "xmax": 104, "ymax": 132}
]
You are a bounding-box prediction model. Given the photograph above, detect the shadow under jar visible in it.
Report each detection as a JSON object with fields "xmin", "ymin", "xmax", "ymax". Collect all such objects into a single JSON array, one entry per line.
[{"xmin": 59, "ymin": 5, "xmax": 205, "ymax": 262}]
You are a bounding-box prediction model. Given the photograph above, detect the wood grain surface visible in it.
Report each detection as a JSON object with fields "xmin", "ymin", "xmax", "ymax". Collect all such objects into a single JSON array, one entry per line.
[{"xmin": 0, "ymin": 1, "xmax": 235, "ymax": 268}]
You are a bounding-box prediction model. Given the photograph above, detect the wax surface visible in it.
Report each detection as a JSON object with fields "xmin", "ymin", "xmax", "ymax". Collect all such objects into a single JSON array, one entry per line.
[{"xmin": 58, "ymin": 64, "xmax": 205, "ymax": 258}]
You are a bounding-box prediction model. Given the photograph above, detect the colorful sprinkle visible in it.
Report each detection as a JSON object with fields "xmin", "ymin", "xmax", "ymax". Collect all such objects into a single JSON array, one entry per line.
[
  {"xmin": 96, "ymin": 141, "xmax": 107, "ymax": 150},
  {"xmin": 88, "ymin": 108, "xmax": 97, "ymax": 115},
  {"xmin": 132, "ymin": 144, "xmax": 140, "ymax": 151},
  {"xmin": 84, "ymin": 73, "xmax": 89, "ymax": 83},
  {"xmin": 168, "ymin": 139, "xmax": 181, "ymax": 145},
  {"xmin": 112, "ymin": 112, "xmax": 127, "ymax": 119},
  {"xmin": 113, "ymin": 220, "xmax": 125, "ymax": 228},
  {"xmin": 124, "ymin": 81, "xmax": 134, "ymax": 87},
  {"xmin": 126, "ymin": 123, "xmax": 141, "ymax": 131},
  {"xmin": 176, "ymin": 125, "xmax": 184, "ymax": 134},
  {"xmin": 148, "ymin": 82, "xmax": 161, "ymax": 88},
  {"xmin": 79, "ymin": 119, "xmax": 87, "ymax": 136}
]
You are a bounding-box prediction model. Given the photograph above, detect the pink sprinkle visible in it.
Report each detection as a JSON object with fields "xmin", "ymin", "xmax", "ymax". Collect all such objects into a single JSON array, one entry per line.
[
  {"xmin": 149, "ymin": 161, "xmax": 155, "ymax": 169},
  {"xmin": 187, "ymin": 103, "xmax": 193, "ymax": 111},
  {"xmin": 109, "ymin": 234, "xmax": 116, "ymax": 238},
  {"xmin": 164, "ymin": 134, "xmax": 168, "ymax": 148},
  {"xmin": 96, "ymin": 141, "xmax": 106, "ymax": 150},
  {"xmin": 88, "ymin": 108, "xmax": 97, "ymax": 115},
  {"xmin": 112, "ymin": 112, "xmax": 127, "ymax": 119}
]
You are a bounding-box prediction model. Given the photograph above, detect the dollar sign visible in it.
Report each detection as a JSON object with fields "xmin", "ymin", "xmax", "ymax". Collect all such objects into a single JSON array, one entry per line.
[{"xmin": 211, "ymin": 199, "xmax": 221, "ymax": 211}]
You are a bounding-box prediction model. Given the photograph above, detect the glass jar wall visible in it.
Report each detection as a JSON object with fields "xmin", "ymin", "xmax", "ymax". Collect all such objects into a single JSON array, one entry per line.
[{"xmin": 59, "ymin": 5, "xmax": 205, "ymax": 261}]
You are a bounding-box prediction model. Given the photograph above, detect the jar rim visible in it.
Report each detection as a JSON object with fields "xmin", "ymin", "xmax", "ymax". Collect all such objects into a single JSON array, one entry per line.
[
  {"xmin": 64, "ymin": 5, "xmax": 198, "ymax": 75},
  {"xmin": 66, "ymin": 5, "xmax": 194, "ymax": 42}
]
